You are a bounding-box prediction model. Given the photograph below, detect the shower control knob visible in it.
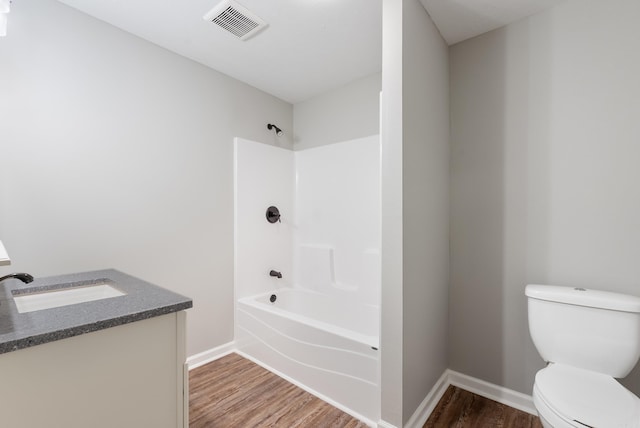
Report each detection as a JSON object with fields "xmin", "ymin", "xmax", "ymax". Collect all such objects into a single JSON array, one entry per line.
[{"xmin": 266, "ymin": 206, "xmax": 281, "ymax": 223}]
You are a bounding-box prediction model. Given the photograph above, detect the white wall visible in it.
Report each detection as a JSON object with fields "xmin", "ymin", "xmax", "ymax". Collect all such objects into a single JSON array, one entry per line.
[
  {"xmin": 293, "ymin": 73, "xmax": 381, "ymax": 150},
  {"xmin": 235, "ymin": 135, "xmax": 380, "ymax": 307},
  {"xmin": 0, "ymin": 0, "xmax": 293, "ymax": 358},
  {"xmin": 234, "ymin": 139, "xmax": 294, "ymax": 301},
  {"xmin": 450, "ymin": 0, "xmax": 640, "ymax": 396},
  {"xmin": 294, "ymin": 136, "xmax": 381, "ymax": 307},
  {"xmin": 381, "ymin": 0, "xmax": 449, "ymax": 425}
]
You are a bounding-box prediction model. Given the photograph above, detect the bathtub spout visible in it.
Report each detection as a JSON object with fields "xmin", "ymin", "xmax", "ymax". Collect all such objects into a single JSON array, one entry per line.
[{"xmin": 269, "ymin": 270, "xmax": 282, "ymax": 279}]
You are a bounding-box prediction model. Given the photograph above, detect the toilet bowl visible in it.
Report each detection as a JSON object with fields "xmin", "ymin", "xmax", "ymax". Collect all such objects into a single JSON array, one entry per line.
[
  {"xmin": 533, "ymin": 363, "xmax": 640, "ymax": 428},
  {"xmin": 526, "ymin": 284, "xmax": 640, "ymax": 428}
]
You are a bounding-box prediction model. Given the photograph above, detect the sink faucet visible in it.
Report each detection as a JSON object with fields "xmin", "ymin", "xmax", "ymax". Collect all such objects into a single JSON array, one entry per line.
[
  {"xmin": 0, "ymin": 273, "xmax": 34, "ymax": 284},
  {"xmin": 269, "ymin": 270, "xmax": 282, "ymax": 279}
]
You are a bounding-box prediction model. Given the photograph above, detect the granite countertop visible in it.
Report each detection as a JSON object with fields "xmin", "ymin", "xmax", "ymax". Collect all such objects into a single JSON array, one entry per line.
[{"xmin": 0, "ymin": 269, "xmax": 192, "ymax": 354}]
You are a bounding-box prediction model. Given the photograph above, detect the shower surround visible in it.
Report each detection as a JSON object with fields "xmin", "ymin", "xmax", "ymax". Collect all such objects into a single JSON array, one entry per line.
[{"xmin": 234, "ymin": 135, "xmax": 381, "ymax": 424}]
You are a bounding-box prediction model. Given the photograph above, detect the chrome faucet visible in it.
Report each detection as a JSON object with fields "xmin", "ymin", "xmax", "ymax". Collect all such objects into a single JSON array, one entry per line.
[
  {"xmin": 0, "ymin": 273, "xmax": 34, "ymax": 284},
  {"xmin": 269, "ymin": 270, "xmax": 282, "ymax": 279}
]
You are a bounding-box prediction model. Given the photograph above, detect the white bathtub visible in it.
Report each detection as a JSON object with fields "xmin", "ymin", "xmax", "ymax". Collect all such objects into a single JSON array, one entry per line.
[{"xmin": 236, "ymin": 287, "xmax": 380, "ymax": 424}]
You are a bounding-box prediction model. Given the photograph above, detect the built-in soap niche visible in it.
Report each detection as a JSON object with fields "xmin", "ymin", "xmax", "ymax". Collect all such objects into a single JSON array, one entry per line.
[{"xmin": 0, "ymin": 240, "xmax": 11, "ymax": 266}]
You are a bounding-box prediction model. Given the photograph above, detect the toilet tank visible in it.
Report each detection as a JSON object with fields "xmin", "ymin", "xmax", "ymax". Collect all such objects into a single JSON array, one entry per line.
[{"xmin": 526, "ymin": 284, "xmax": 640, "ymax": 378}]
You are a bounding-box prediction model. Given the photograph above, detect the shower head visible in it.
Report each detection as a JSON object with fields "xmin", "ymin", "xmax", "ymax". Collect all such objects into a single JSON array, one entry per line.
[{"xmin": 267, "ymin": 123, "xmax": 283, "ymax": 136}]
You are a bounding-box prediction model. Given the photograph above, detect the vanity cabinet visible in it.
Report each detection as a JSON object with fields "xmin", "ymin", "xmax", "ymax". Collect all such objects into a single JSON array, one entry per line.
[
  {"xmin": 0, "ymin": 269, "xmax": 192, "ymax": 428},
  {"xmin": 0, "ymin": 311, "xmax": 188, "ymax": 428}
]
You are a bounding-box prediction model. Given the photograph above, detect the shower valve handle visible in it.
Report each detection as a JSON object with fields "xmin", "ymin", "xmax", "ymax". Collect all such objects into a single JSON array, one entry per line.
[{"xmin": 266, "ymin": 206, "xmax": 281, "ymax": 223}]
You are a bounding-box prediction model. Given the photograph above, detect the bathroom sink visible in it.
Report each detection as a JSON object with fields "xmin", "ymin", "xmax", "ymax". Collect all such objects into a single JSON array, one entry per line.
[{"xmin": 12, "ymin": 281, "xmax": 126, "ymax": 314}]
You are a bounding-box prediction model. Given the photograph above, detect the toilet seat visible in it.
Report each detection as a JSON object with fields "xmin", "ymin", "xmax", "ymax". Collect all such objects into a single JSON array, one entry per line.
[
  {"xmin": 533, "ymin": 386, "xmax": 578, "ymax": 428},
  {"xmin": 534, "ymin": 363, "xmax": 640, "ymax": 428}
]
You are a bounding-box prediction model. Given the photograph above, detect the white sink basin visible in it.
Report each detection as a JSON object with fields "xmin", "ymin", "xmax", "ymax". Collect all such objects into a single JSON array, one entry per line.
[{"xmin": 12, "ymin": 282, "xmax": 126, "ymax": 314}]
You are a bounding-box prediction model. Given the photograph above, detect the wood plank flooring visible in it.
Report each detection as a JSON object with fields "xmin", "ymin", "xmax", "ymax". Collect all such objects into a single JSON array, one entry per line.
[
  {"xmin": 189, "ymin": 353, "xmax": 542, "ymax": 427},
  {"xmin": 424, "ymin": 385, "xmax": 543, "ymax": 428},
  {"xmin": 189, "ymin": 353, "xmax": 368, "ymax": 427}
]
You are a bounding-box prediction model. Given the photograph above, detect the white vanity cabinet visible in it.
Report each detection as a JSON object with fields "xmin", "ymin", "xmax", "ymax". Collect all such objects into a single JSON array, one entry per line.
[
  {"xmin": 0, "ymin": 311, "xmax": 188, "ymax": 428},
  {"xmin": 0, "ymin": 269, "xmax": 192, "ymax": 427}
]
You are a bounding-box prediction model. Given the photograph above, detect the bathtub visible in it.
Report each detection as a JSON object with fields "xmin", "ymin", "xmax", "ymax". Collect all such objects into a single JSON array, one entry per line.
[{"xmin": 236, "ymin": 287, "xmax": 380, "ymax": 424}]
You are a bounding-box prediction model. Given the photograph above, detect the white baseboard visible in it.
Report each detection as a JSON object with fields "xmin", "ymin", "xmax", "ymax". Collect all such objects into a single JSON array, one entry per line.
[
  {"xmin": 399, "ymin": 369, "xmax": 536, "ymax": 428},
  {"xmin": 377, "ymin": 420, "xmax": 398, "ymax": 428},
  {"xmin": 405, "ymin": 369, "xmax": 451, "ymax": 428},
  {"xmin": 186, "ymin": 341, "xmax": 236, "ymax": 370},
  {"xmin": 447, "ymin": 370, "xmax": 537, "ymax": 416}
]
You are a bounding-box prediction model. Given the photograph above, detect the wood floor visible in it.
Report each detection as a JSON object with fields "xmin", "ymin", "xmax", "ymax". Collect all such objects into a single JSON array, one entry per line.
[
  {"xmin": 189, "ymin": 353, "xmax": 542, "ymax": 428},
  {"xmin": 189, "ymin": 353, "xmax": 368, "ymax": 427},
  {"xmin": 424, "ymin": 385, "xmax": 543, "ymax": 428}
]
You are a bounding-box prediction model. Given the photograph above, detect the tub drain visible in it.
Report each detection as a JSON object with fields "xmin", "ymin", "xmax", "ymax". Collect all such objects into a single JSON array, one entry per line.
[{"xmin": 270, "ymin": 294, "xmax": 277, "ymax": 303}]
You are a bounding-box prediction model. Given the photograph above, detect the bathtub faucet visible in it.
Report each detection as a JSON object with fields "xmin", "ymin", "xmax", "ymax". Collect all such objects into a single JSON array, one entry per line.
[{"xmin": 269, "ymin": 270, "xmax": 282, "ymax": 279}]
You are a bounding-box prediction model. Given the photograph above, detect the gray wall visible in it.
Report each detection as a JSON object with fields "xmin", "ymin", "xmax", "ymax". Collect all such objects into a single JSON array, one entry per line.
[
  {"xmin": 380, "ymin": 0, "xmax": 404, "ymax": 422},
  {"xmin": 381, "ymin": 0, "xmax": 449, "ymax": 425},
  {"xmin": 450, "ymin": 0, "xmax": 640, "ymax": 396},
  {"xmin": 293, "ymin": 72, "xmax": 381, "ymax": 150},
  {"xmin": 401, "ymin": 0, "xmax": 449, "ymax": 422},
  {"xmin": 0, "ymin": 0, "xmax": 293, "ymax": 358}
]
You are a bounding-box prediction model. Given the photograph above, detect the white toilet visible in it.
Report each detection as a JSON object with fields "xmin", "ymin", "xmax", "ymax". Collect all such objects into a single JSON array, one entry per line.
[{"xmin": 526, "ymin": 284, "xmax": 640, "ymax": 428}]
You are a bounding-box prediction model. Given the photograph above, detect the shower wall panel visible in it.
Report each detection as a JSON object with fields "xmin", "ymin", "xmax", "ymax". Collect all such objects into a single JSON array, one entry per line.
[
  {"xmin": 294, "ymin": 135, "xmax": 381, "ymax": 307},
  {"xmin": 234, "ymin": 138, "xmax": 294, "ymax": 300}
]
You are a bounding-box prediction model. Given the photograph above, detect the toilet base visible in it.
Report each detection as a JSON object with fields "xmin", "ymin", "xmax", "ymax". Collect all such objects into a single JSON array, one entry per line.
[{"xmin": 537, "ymin": 412, "xmax": 553, "ymax": 428}]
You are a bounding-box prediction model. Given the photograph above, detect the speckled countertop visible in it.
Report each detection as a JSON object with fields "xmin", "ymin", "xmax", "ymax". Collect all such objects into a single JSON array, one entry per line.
[{"xmin": 0, "ymin": 269, "xmax": 192, "ymax": 354}]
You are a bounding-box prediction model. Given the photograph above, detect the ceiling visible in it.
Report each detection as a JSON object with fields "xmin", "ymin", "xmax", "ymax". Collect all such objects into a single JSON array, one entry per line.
[
  {"xmin": 55, "ymin": 0, "xmax": 563, "ymax": 104},
  {"xmin": 420, "ymin": 0, "xmax": 565, "ymax": 45}
]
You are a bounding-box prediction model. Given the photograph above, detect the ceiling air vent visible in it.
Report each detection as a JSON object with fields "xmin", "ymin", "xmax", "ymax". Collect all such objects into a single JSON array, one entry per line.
[{"xmin": 203, "ymin": 0, "xmax": 267, "ymax": 41}]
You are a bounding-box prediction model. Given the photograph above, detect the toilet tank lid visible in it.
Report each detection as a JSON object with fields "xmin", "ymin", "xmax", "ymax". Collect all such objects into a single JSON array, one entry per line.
[{"xmin": 526, "ymin": 284, "xmax": 640, "ymax": 313}]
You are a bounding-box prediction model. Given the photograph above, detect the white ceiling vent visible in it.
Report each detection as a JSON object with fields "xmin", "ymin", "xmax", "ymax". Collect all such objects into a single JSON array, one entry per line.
[{"xmin": 203, "ymin": 0, "xmax": 267, "ymax": 41}]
